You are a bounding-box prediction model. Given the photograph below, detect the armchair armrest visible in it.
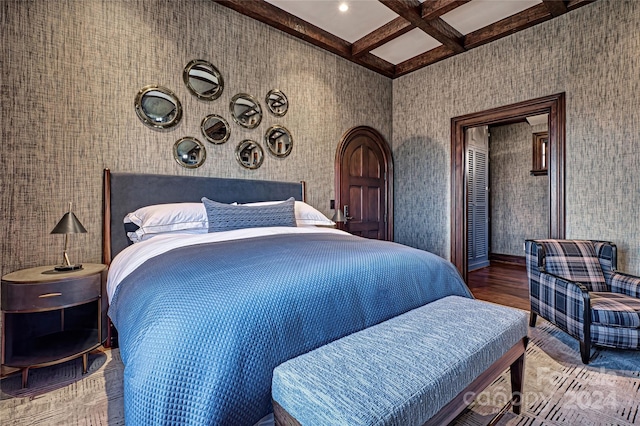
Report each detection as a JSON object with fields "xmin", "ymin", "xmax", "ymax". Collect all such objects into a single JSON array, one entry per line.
[
  {"xmin": 609, "ymin": 271, "xmax": 640, "ymax": 298},
  {"xmin": 536, "ymin": 271, "xmax": 590, "ymax": 341}
]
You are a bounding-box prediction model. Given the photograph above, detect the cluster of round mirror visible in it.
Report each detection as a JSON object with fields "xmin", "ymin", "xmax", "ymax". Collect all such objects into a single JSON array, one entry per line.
[
  {"xmin": 230, "ymin": 93, "xmax": 262, "ymax": 129},
  {"xmin": 183, "ymin": 59, "xmax": 224, "ymax": 101},
  {"xmin": 236, "ymin": 140, "xmax": 264, "ymax": 169},
  {"xmin": 135, "ymin": 59, "xmax": 293, "ymax": 170},
  {"xmin": 266, "ymin": 90, "xmax": 288, "ymax": 117},
  {"xmin": 173, "ymin": 137, "xmax": 206, "ymax": 169},
  {"xmin": 134, "ymin": 85, "xmax": 183, "ymax": 130},
  {"xmin": 265, "ymin": 125, "xmax": 293, "ymax": 158},
  {"xmin": 201, "ymin": 114, "xmax": 230, "ymax": 144}
]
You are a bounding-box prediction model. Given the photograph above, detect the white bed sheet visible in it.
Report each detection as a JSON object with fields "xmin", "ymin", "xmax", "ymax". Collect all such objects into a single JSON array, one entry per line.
[{"xmin": 107, "ymin": 226, "xmax": 348, "ymax": 301}]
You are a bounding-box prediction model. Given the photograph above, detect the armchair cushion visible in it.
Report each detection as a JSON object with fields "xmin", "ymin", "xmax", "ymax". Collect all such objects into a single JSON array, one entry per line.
[
  {"xmin": 591, "ymin": 324, "xmax": 640, "ymax": 350},
  {"xmin": 609, "ymin": 272, "xmax": 640, "ymax": 298},
  {"xmin": 538, "ymin": 240, "xmax": 608, "ymax": 292},
  {"xmin": 591, "ymin": 292, "xmax": 640, "ymax": 328}
]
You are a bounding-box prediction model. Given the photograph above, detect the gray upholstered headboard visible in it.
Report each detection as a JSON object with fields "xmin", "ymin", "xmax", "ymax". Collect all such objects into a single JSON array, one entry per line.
[{"xmin": 103, "ymin": 169, "xmax": 305, "ymax": 264}]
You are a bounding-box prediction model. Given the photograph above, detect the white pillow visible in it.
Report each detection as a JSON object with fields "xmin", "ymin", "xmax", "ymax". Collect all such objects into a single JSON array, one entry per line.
[
  {"xmin": 234, "ymin": 200, "xmax": 335, "ymax": 227},
  {"xmin": 124, "ymin": 203, "xmax": 208, "ymax": 243},
  {"xmin": 135, "ymin": 228, "xmax": 208, "ymax": 242},
  {"xmin": 294, "ymin": 201, "xmax": 336, "ymax": 226}
]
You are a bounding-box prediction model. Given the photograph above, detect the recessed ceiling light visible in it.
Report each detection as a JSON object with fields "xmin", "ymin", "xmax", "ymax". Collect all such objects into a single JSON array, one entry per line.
[{"xmin": 338, "ymin": 3, "xmax": 348, "ymax": 12}]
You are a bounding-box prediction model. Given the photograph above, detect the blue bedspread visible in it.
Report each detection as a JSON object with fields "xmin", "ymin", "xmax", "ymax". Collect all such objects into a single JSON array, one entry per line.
[{"xmin": 108, "ymin": 232, "xmax": 471, "ymax": 425}]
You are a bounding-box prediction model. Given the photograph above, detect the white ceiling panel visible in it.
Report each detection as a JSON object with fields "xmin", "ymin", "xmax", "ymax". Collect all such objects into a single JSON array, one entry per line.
[
  {"xmin": 265, "ymin": 0, "xmax": 399, "ymax": 43},
  {"xmin": 370, "ymin": 28, "xmax": 442, "ymax": 65},
  {"xmin": 442, "ymin": 0, "xmax": 543, "ymax": 35},
  {"xmin": 526, "ymin": 113, "xmax": 549, "ymax": 126}
]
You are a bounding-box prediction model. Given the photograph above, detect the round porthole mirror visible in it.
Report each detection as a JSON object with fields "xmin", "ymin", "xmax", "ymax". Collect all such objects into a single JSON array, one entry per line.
[
  {"xmin": 235, "ymin": 140, "xmax": 264, "ymax": 169},
  {"xmin": 265, "ymin": 89, "xmax": 288, "ymax": 117},
  {"xmin": 135, "ymin": 85, "xmax": 183, "ymax": 130},
  {"xmin": 183, "ymin": 59, "xmax": 224, "ymax": 101},
  {"xmin": 230, "ymin": 93, "xmax": 262, "ymax": 129},
  {"xmin": 264, "ymin": 125, "xmax": 293, "ymax": 158},
  {"xmin": 201, "ymin": 114, "xmax": 230, "ymax": 144},
  {"xmin": 173, "ymin": 137, "xmax": 206, "ymax": 168}
]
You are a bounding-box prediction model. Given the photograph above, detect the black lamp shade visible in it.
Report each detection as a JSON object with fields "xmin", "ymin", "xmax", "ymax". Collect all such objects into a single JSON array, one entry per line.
[{"xmin": 50, "ymin": 212, "xmax": 87, "ymax": 234}]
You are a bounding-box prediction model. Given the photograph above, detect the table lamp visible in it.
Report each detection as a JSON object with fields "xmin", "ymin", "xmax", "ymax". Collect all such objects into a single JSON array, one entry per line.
[
  {"xmin": 331, "ymin": 207, "xmax": 346, "ymax": 230},
  {"xmin": 50, "ymin": 202, "xmax": 87, "ymax": 271},
  {"xmin": 331, "ymin": 208, "xmax": 346, "ymax": 224}
]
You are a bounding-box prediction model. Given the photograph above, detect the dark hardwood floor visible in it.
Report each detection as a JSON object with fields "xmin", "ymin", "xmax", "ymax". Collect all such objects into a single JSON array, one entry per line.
[{"xmin": 467, "ymin": 262, "xmax": 530, "ymax": 311}]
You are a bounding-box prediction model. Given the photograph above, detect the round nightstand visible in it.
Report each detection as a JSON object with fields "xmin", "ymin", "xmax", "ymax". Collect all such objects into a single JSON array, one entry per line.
[{"xmin": 1, "ymin": 263, "xmax": 107, "ymax": 387}]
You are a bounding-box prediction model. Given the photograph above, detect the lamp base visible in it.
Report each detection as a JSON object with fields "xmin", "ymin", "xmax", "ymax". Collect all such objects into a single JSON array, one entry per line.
[{"xmin": 54, "ymin": 264, "xmax": 83, "ymax": 272}]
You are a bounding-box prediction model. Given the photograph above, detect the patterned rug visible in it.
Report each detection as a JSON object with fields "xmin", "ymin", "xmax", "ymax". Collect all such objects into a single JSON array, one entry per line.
[{"xmin": 1, "ymin": 320, "xmax": 638, "ymax": 425}]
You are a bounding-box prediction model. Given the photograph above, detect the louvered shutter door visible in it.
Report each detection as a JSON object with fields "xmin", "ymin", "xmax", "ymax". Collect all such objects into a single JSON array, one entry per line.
[{"xmin": 467, "ymin": 127, "xmax": 490, "ymax": 271}]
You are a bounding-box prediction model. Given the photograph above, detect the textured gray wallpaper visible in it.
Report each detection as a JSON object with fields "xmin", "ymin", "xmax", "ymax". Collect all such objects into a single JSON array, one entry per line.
[
  {"xmin": 2, "ymin": 0, "xmax": 639, "ymax": 281},
  {"xmin": 490, "ymin": 123, "xmax": 548, "ymax": 256},
  {"xmin": 393, "ymin": 0, "xmax": 640, "ymax": 274},
  {"xmin": 0, "ymin": 0, "xmax": 392, "ymax": 278}
]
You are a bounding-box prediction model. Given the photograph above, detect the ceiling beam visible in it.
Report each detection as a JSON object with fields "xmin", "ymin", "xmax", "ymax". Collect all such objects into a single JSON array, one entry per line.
[
  {"xmin": 394, "ymin": 45, "xmax": 456, "ymax": 77},
  {"xmin": 421, "ymin": 0, "xmax": 471, "ymax": 21},
  {"xmin": 352, "ymin": 17, "xmax": 413, "ymax": 57},
  {"xmin": 379, "ymin": 0, "xmax": 465, "ymax": 53},
  {"xmin": 542, "ymin": 0, "xmax": 568, "ymax": 17},
  {"xmin": 353, "ymin": 54, "xmax": 397, "ymax": 78},
  {"xmin": 463, "ymin": 3, "xmax": 551, "ymax": 50},
  {"xmin": 566, "ymin": 0, "xmax": 597, "ymax": 10}
]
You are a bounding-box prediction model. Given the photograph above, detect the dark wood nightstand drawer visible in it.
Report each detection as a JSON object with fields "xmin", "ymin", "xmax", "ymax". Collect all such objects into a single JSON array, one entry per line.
[{"xmin": 1, "ymin": 274, "xmax": 101, "ymax": 312}]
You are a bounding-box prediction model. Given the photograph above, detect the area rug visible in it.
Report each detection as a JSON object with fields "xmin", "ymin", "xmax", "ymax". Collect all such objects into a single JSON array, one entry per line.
[
  {"xmin": 457, "ymin": 320, "xmax": 640, "ymax": 425},
  {"xmin": 0, "ymin": 348, "xmax": 124, "ymax": 425},
  {"xmin": 1, "ymin": 320, "xmax": 638, "ymax": 425}
]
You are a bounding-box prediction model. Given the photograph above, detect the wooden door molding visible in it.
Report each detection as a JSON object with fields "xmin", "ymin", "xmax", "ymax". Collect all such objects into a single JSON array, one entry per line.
[
  {"xmin": 451, "ymin": 93, "xmax": 566, "ymax": 281},
  {"xmin": 335, "ymin": 126, "xmax": 394, "ymax": 241}
]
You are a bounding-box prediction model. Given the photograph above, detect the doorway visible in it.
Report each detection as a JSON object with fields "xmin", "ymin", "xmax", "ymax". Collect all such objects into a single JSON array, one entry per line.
[
  {"xmin": 335, "ymin": 126, "xmax": 393, "ymax": 241},
  {"xmin": 451, "ymin": 93, "xmax": 566, "ymax": 281}
]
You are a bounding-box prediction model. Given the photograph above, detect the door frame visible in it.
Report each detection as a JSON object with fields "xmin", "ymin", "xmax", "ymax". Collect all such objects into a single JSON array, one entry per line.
[
  {"xmin": 451, "ymin": 93, "xmax": 566, "ymax": 281},
  {"xmin": 335, "ymin": 126, "xmax": 394, "ymax": 241}
]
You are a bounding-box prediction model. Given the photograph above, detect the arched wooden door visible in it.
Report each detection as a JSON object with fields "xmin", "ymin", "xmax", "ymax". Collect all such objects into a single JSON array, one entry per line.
[{"xmin": 335, "ymin": 126, "xmax": 393, "ymax": 241}]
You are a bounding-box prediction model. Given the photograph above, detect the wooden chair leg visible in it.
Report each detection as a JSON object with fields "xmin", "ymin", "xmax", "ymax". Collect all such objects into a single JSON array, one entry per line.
[
  {"xmin": 529, "ymin": 312, "xmax": 537, "ymax": 327},
  {"xmin": 580, "ymin": 339, "xmax": 591, "ymax": 364}
]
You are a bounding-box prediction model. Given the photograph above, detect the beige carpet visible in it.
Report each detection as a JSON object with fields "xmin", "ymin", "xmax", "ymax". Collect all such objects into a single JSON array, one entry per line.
[{"xmin": 1, "ymin": 320, "xmax": 638, "ymax": 425}]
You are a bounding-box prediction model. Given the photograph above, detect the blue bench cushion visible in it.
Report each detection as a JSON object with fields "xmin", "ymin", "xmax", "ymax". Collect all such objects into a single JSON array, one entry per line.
[{"xmin": 272, "ymin": 296, "xmax": 528, "ymax": 426}]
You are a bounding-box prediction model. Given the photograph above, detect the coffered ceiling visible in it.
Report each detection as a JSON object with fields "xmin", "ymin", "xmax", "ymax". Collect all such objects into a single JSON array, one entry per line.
[{"xmin": 214, "ymin": 0, "xmax": 597, "ymax": 78}]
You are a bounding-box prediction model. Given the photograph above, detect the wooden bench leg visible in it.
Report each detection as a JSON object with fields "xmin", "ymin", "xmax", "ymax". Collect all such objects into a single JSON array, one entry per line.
[{"xmin": 510, "ymin": 352, "xmax": 525, "ymax": 414}]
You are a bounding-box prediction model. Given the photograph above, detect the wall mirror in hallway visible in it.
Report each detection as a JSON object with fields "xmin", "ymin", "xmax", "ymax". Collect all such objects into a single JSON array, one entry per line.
[{"xmin": 451, "ymin": 93, "xmax": 566, "ymax": 281}]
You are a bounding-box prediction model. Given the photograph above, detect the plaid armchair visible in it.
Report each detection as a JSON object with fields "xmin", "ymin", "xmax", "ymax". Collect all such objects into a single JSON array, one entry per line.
[{"xmin": 526, "ymin": 239, "xmax": 640, "ymax": 364}]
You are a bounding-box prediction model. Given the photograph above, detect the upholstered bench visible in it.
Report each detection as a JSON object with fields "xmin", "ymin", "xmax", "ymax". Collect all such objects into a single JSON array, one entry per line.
[{"xmin": 272, "ymin": 296, "xmax": 528, "ymax": 426}]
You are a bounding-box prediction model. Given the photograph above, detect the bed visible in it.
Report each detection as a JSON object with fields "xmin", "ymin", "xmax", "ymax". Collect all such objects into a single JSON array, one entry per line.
[{"xmin": 102, "ymin": 169, "xmax": 473, "ymax": 425}]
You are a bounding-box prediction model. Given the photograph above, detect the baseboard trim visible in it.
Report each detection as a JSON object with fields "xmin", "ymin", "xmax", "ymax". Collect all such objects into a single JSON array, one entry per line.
[{"xmin": 490, "ymin": 253, "xmax": 526, "ymax": 266}]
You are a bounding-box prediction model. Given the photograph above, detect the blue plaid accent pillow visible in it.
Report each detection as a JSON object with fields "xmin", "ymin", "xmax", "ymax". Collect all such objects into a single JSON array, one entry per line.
[
  {"xmin": 537, "ymin": 240, "xmax": 608, "ymax": 292},
  {"xmin": 202, "ymin": 197, "xmax": 296, "ymax": 232}
]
